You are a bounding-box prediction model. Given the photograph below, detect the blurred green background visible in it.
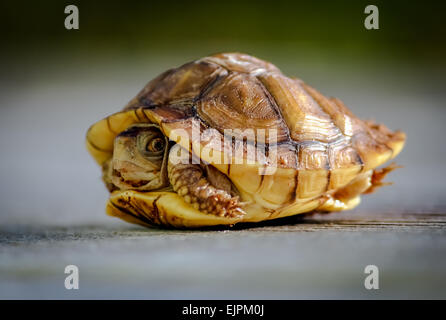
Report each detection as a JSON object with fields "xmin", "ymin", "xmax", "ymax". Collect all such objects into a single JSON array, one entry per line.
[{"xmin": 1, "ymin": 0, "xmax": 445, "ymax": 62}]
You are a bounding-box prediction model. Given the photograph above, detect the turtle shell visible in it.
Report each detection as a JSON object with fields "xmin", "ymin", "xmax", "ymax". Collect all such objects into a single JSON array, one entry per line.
[{"xmin": 86, "ymin": 52, "xmax": 405, "ymax": 225}]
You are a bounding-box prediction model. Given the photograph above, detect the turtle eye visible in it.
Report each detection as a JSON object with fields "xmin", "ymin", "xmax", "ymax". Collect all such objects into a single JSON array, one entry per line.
[{"xmin": 146, "ymin": 137, "xmax": 165, "ymax": 153}]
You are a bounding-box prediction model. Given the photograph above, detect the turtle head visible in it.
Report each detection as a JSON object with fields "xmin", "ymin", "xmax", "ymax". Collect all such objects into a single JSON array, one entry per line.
[{"xmin": 104, "ymin": 124, "xmax": 170, "ymax": 191}]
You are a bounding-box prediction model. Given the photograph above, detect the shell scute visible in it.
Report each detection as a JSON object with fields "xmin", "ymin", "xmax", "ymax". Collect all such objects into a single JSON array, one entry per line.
[
  {"xmin": 203, "ymin": 52, "xmax": 280, "ymax": 74},
  {"xmin": 132, "ymin": 60, "xmax": 226, "ymax": 108},
  {"xmin": 197, "ymin": 72, "xmax": 289, "ymax": 144},
  {"xmin": 258, "ymin": 73, "xmax": 343, "ymax": 143},
  {"xmin": 257, "ymin": 167, "xmax": 297, "ymax": 205}
]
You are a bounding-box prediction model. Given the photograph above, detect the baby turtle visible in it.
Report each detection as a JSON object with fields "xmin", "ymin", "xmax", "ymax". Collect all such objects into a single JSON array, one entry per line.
[{"xmin": 86, "ymin": 53, "xmax": 405, "ymax": 228}]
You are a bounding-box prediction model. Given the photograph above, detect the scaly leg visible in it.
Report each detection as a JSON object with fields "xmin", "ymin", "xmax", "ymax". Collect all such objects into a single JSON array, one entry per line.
[
  {"xmin": 167, "ymin": 144, "xmax": 245, "ymax": 218},
  {"xmin": 318, "ymin": 170, "xmax": 373, "ymax": 212},
  {"xmin": 364, "ymin": 163, "xmax": 401, "ymax": 194},
  {"xmin": 318, "ymin": 163, "xmax": 400, "ymax": 212}
]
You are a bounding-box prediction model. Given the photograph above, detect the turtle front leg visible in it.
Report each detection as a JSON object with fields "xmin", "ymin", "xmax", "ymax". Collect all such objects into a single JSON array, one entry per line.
[{"xmin": 168, "ymin": 145, "xmax": 245, "ymax": 218}]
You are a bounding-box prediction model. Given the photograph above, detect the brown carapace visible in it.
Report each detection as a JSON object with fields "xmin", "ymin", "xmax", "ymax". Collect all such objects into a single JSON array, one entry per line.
[{"xmin": 86, "ymin": 53, "xmax": 406, "ymax": 228}]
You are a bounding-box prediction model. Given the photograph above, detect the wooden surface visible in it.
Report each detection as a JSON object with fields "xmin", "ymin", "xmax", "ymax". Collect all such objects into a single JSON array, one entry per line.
[
  {"xmin": 270, "ymin": 212, "xmax": 446, "ymax": 232},
  {"xmin": 1, "ymin": 211, "xmax": 445, "ymax": 299}
]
